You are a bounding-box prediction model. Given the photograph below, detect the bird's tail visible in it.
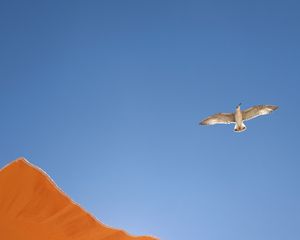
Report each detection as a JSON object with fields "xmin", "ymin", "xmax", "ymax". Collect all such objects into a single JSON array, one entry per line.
[{"xmin": 234, "ymin": 122, "xmax": 247, "ymax": 132}]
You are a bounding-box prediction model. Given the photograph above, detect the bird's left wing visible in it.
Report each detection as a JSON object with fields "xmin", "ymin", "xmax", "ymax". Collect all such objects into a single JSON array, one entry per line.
[
  {"xmin": 200, "ymin": 113, "xmax": 235, "ymax": 125},
  {"xmin": 242, "ymin": 105, "xmax": 278, "ymax": 121}
]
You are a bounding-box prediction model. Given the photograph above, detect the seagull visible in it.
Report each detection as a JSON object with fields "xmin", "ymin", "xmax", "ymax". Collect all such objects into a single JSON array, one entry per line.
[{"xmin": 200, "ymin": 103, "xmax": 279, "ymax": 132}]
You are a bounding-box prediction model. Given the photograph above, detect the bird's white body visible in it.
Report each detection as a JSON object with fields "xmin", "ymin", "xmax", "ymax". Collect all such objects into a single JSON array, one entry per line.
[{"xmin": 234, "ymin": 106, "xmax": 246, "ymax": 132}]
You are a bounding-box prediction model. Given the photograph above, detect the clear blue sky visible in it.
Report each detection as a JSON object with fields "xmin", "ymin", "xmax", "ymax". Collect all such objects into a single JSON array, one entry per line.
[{"xmin": 0, "ymin": 1, "xmax": 300, "ymax": 239}]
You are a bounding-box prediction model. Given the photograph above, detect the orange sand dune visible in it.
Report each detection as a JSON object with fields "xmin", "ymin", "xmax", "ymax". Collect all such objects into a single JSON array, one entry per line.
[{"xmin": 0, "ymin": 158, "xmax": 157, "ymax": 240}]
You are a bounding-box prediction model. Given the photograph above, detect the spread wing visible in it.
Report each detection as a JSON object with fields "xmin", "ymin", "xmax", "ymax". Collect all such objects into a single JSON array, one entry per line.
[
  {"xmin": 242, "ymin": 105, "xmax": 279, "ymax": 121},
  {"xmin": 200, "ymin": 113, "xmax": 235, "ymax": 125}
]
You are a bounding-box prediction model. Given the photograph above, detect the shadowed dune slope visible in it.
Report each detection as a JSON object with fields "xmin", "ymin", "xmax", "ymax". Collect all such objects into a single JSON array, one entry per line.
[{"xmin": 0, "ymin": 158, "xmax": 157, "ymax": 240}]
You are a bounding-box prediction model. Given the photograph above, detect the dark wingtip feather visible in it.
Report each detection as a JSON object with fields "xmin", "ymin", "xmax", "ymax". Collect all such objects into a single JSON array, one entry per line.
[
  {"xmin": 199, "ymin": 119, "xmax": 208, "ymax": 125},
  {"xmin": 269, "ymin": 105, "xmax": 279, "ymax": 111}
]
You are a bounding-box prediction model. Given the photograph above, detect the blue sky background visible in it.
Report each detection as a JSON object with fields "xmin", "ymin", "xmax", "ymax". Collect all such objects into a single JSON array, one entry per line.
[{"xmin": 0, "ymin": 1, "xmax": 300, "ymax": 239}]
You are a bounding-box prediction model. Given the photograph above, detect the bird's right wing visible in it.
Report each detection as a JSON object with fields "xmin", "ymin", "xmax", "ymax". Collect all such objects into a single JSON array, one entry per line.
[
  {"xmin": 200, "ymin": 113, "xmax": 235, "ymax": 125},
  {"xmin": 242, "ymin": 105, "xmax": 279, "ymax": 121}
]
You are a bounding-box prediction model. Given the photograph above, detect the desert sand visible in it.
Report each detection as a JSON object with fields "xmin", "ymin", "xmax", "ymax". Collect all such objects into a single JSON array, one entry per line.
[{"xmin": 0, "ymin": 158, "xmax": 157, "ymax": 240}]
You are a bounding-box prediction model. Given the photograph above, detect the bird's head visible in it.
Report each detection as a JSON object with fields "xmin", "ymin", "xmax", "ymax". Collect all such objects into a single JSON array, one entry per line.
[{"xmin": 236, "ymin": 103, "xmax": 242, "ymax": 109}]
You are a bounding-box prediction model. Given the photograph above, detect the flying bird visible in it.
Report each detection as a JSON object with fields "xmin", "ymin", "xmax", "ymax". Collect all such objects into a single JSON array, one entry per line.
[{"xmin": 200, "ymin": 103, "xmax": 279, "ymax": 132}]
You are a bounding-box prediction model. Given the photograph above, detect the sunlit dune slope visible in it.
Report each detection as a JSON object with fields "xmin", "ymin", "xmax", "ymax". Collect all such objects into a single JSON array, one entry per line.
[{"xmin": 0, "ymin": 158, "xmax": 157, "ymax": 240}]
